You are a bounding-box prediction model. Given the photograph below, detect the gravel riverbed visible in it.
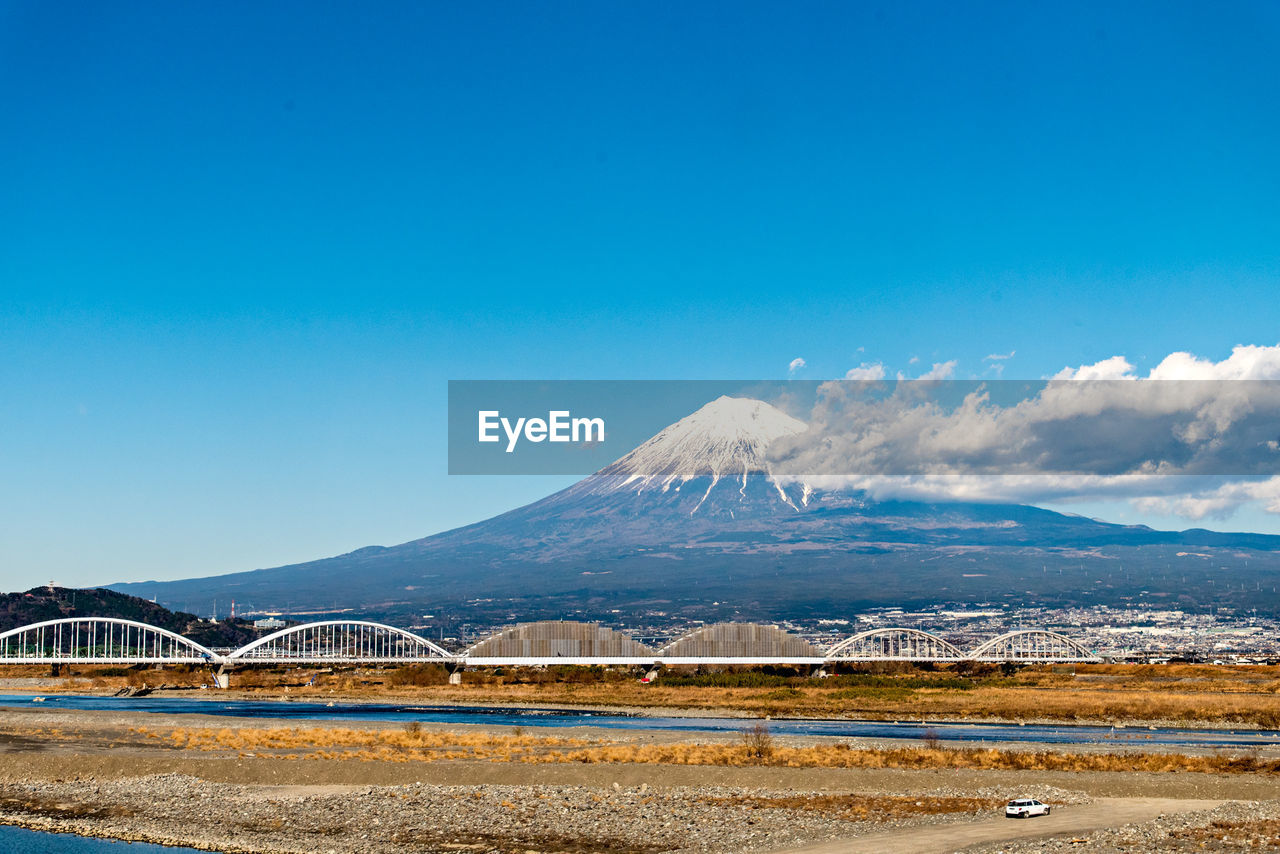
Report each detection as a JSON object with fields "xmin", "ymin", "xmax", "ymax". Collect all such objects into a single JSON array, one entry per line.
[
  {"xmin": 0, "ymin": 774, "xmax": 1094, "ymax": 854},
  {"xmin": 969, "ymin": 799, "xmax": 1280, "ymax": 853}
]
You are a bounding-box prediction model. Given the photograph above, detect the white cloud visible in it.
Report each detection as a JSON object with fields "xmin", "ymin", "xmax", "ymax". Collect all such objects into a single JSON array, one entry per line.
[
  {"xmin": 1148, "ymin": 345, "xmax": 1280, "ymax": 381},
  {"xmin": 1052, "ymin": 355, "xmax": 1135, "ymax": 380},
  {"xmin": 918, "ymin": 360, "xmax": 957, "ymax": 381},
  {"xmin": 788, "ymin": 357, "xmax": 806, "ymax": 374},
  {"xmin": 845, "ymin": 363, "xmax": 886, "ymax": 381},
  {"xmin": 984, "ymin": 350, "xmax": 1015, "ymax": 361},
  {"xmin": 1050, "ymin": 345, "xmax": 1280, "ymax": 382},
  {"xmin": 791, "ymin": 472, "xmax": 1231, "ymax": 505},
  {"xmin": 767, "ymin": 343, "xmax": 1280, "ymax": 521},
  {"xmin": 782, "ymin": 473, "xmax": 1280, "ymax": 522},
  {"xmin": 1132, "ymin": 477, "xmax": 1280, "ymax": 520}
]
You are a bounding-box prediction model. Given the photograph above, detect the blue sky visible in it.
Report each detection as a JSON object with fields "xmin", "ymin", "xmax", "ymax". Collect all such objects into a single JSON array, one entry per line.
[{"xmin": 2, "ymin": 1, "xmax": 1279, "ymax": 590}]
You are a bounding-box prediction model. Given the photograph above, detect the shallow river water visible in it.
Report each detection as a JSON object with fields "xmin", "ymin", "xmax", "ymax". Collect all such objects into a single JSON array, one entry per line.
[
  {"xmin": 2, "ymin": 693, "xmax": 1277, "ymax": 748},
  {"xmin": 0, "ymin": 825, "xmax": 210, "ymax": 852}
]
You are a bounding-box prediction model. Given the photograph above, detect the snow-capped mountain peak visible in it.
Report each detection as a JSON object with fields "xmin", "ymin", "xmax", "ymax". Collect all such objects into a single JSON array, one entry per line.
[
  {"xmin": 606, "ymin": 396, "xmax": 804, "ymax": 480},
  {"xmin": 562, "ymin": 396, "xmax": 808, "ymax": 512}
]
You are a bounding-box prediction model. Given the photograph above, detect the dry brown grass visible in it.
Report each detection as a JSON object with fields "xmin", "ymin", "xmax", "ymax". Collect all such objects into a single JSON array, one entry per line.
[
  {"xmin": 0, "ymin": 663, "xmax": 213, "ymax": 695},
  {"xmin": 702, "ymin": 793, "xmax": 1005, "ymax": 821},
  {"xmin": 136, "ymin": 725, "xmax": 591, "ymax": 763},
  {"xmin": 531, "ymin": 742, "xmax": 1280, "ymax": 773},
  {"xmin": 1081, "ymin": 663, "xmax": 1280, "ymax": 681},
  {"xmin": 0, "ymin": 724, "xmax": 72, "ymax": 745},
  {"xmin": 133, "ymin": 724, "xmax": 1280, "ymax": 775}
]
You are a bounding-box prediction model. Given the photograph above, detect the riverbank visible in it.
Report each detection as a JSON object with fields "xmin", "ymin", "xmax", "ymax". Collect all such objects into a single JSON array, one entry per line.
[{"xmin": 1, "ymin": 704, "xmax": 1276, "ymax": 852}]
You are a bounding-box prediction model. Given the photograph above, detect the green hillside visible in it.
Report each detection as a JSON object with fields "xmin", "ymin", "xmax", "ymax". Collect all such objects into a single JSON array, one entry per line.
[{"xmin": 0, "ymin": 586, "xmax": 258, "ymax": 648}]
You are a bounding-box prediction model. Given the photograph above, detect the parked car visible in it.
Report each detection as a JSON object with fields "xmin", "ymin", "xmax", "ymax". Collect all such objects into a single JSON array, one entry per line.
[{"xmin": 1005, "ymin": 798, "xmax": 1051, "ymax": 818}]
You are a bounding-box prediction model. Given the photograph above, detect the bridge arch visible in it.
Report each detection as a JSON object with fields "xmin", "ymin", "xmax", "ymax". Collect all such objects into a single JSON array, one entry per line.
[
  {"xmin": 968, "ymin": 629, "xmax": 1099, "ymax": 662},
  {"xmin": 825, "ymin": 628, "xmax": 966, "ymax": 661},
  {"xmin": 227, "ymin": 621, "xmax": 453, "ymax": 663},
  {"xmin": 657, "ymin": 622, "xmax": 821, "ymax": 662},
  {"xmin": 0, "ymin": 618, "xmax": 217, "ymax": 664},
  {"xmin": 463, "ymin": 621, "xmax": 655, "ymax": 664}
]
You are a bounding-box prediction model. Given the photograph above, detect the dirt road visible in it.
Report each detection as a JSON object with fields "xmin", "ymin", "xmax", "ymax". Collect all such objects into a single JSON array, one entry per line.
[{"xmin": 774, "ymin": 798, "xmax": 1224, "ymax": 854}]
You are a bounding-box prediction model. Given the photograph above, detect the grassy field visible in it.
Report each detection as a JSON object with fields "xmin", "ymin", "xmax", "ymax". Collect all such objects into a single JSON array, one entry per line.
[{"xmin": 12, "ymin": 661, "xmax": 1280, "ymax": 727}]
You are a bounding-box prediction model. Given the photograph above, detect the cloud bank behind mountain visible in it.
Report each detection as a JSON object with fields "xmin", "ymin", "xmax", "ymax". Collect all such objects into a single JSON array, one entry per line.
[{"xmin": 768, "ymin": 344, "xmax": 1280, "ymax": 520}]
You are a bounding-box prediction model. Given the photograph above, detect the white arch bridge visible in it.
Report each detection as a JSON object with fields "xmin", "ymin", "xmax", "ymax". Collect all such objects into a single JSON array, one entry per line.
[{"xmin": 0, "ymin": 618, "xmax": 1100, "ymax": 668}]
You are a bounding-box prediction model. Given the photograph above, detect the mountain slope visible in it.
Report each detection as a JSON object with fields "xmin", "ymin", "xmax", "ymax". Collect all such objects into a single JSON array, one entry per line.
[{"xmin": 109, "ymin": 397, "xmax": 1280, "ymax": 621}]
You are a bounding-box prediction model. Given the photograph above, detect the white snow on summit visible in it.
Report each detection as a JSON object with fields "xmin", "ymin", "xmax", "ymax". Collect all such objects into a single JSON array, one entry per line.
[{"xmin": 588, "ymin": 396, "xmax": 807, "ymax": 505}]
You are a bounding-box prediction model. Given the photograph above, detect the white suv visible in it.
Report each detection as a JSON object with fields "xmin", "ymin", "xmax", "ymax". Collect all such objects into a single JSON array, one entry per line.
[{"xmin": 1005, "ymin": 798, "xmax": 1051, "ymax": 818}]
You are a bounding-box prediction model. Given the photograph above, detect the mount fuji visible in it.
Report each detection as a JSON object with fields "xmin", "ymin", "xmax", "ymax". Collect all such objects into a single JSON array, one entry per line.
[{"xmin": 112, "ymin": 397, "xmax": 1280, "ymax": 623}]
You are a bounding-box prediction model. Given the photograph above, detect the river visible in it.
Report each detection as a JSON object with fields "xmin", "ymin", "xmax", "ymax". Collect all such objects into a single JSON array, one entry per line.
[
  {"xmin": 3, "ymin": 693, "xmax": 1277, "ymax": 748},
  {"xmin": 0, "ymin": 825, "xmax": 211, "ymax": 852}
]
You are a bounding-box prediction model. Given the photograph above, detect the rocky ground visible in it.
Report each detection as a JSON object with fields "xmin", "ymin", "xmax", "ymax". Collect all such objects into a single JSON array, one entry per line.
[
  {"xmin": 0, "ymin": 775, "xmax": 1095, "ymax": 854},
  {"xmin": 970, "ymin": 799, "xmax": 1280, "ymax": 853}
]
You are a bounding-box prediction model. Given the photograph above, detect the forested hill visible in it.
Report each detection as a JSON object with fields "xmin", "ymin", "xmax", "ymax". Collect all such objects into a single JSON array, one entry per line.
[{"xmin": 0, "ymin": 586, "xmax": 258, "ymax": 648}]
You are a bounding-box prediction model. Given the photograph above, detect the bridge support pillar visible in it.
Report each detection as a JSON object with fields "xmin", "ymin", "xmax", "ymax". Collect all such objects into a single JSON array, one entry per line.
[
  {"xmin": 447, "ymin": 663, "xmax": 464, "ymax": 685},
  {"xmin": 214, "ymin": 665, "xmax": 229, "ymax": 690},
  {"xmin": 809, "ymin": 665, "xmax": 829, "ymax": 679},
  {"xmin": 641, "ymin": 665, "xmax": 661, "ymax": 683}
]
